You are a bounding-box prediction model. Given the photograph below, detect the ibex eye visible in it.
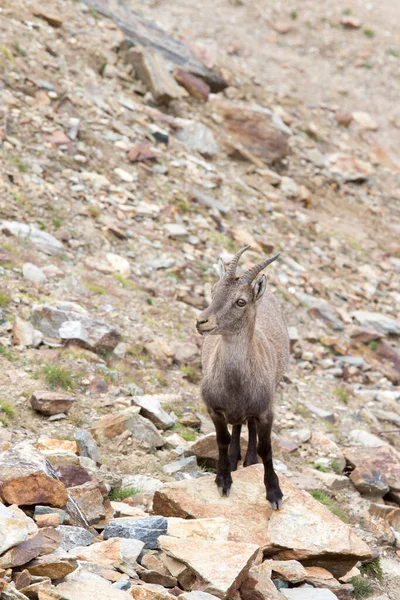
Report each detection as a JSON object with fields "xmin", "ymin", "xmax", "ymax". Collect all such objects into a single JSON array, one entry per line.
[{"xmin": 236, "ymin": 299, "xmax": 247, "ymax": 307}]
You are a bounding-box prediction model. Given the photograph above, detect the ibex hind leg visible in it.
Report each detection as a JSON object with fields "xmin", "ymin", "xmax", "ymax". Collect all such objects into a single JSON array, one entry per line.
[
  {"xmin": 243, "ymin": 418, "xmax": 258, "ymax": 467},
  {"xmin": 229, "ymin": 424, "xmax": 242, "ymax": 471},
  {"xmin": 211, "ymin": 411, "xmax": 233, "ymax": 497},
  {"xmin": 257, "ymin": 417, "xmax": 283, "ymax": 509}
]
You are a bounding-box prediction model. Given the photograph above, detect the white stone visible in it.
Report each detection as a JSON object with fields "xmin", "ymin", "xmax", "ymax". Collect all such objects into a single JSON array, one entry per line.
[
  {"xmin": 282, "ymin": 589, "xmax": 338, "ymax": 600},
  {"xmin": 353, "ymin": 311, "xmax": 400, "ymax": 336},
  {"xmin": 0, "ymin": 221, "xmax": 63, "ymax": 255},
  {"xmin": 280, "ymin": 176, "xmax": 298, "ymax": 198},
  {"xmin": 0, "ymin": 507, "xmax": 30, "ymax": 554},
  {"xmin": 114, "ymin": 168, "xmax": 134, "ymax": 183},
  {"xmin": 350, "ymin": 429, "xmax": 389, "ymax": 447},
  {"xmin": 106, "ymin": 253, "xmax": 131, "ymax": 276},
  {"xmin": 164, "ymin": 223, "xmax": 189, "ymax": 240},
  {"xmin": 22, "ymin": 263, "xmax": 47, "ymax": 283}
]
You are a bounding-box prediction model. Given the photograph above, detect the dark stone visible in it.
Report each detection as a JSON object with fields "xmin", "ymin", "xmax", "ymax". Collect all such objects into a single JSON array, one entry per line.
[
  {"xmin": 75, "ymin": 429, "xmax": 101, "ymax": 465},
  {"xmin": 103, "ymin": 516, "xmax": 168, "ymax": 549},
  {"xmin": 56, "ymin": 525, "xmax": 96, "ymax": 551}
]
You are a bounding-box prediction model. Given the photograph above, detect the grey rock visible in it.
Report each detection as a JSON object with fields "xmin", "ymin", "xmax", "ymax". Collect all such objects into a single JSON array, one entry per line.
[
  {"xmin": 22, "ymin": 262, "xmax": 47, "ymax": 283},
  {"xmin": 132, "ymin": 395, "xmax": 175, "ymax": 430},
  {"xmin": 296, "ymin": 293, "xmax": 344, "ymax": 331},
  {"xmin": 34, "ymin": 506, "xmax": 70, "ymax": 524},
  {"xmin": 56, "ymin": 525, "xmax": 96, "ymax": 551},
  {"xmin": 176, "ymin": 121, "xmax": 219, "ymax": 157},
  {"xmin": 163, "ymin": 456, "xmax": 198, "ymax": 476},
  {"xmin": 104, "ymin": 516, "xmax": 168, "ymax": 549},
  {"xmin": 120, "ymin": 475, "xmax": 162, "ymax": 494},
  {"xmin": 75, "ymin": 430, "xmax": 101, "ymax": 465},
  {"xmin": 32, "ymin": 302, "xmax": 121, "ymax": 352},
  {"xmin": 0, "ymin": 221, "xmax": 64, "ymax": 255},
  {"xmin": 180, "ymin": 593, "xmax": 220, "ymax": 600},
  {"xmin": 353, "ymin": 311, "xmax": 400, "ymax": 336},
  {"xmin": 350, "ymin": 430, "xmax": 389, "ymax": 447},
  {"xmin": 170, "ymin": 341, "xmax": 199, "ymax": 365},
  {"xmin": 164, "ymin": 223, "xmax": 189, "ymax": 240},
  {"xmin": 283, "ymin": 589, "xmax": 338, "ymax": 600},
  {"xmin": 280, "ymin": 176, "xmax": 298, "ymax": 198},
  {"xmin": 307, "ymin": 148, "xmax": 326, "ymax": 167},
  {"xmin": 308, "ymin": 403, "xmax": 335, "ymax": 423}
]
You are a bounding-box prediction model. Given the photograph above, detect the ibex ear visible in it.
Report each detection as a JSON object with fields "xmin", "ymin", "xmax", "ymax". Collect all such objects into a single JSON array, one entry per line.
[
  {"xmin": 214, "ymin": 258, "xmax": 225, "ymax": 279},
  {"xmin": 254, "ymin": 274, "xmax": 267, "ymax": 302}
]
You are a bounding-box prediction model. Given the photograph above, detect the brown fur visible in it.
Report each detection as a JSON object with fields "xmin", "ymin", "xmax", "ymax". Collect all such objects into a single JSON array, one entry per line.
[{"xmin": 196, "ymin": 248, "xmax": 289, "ymax": 506}]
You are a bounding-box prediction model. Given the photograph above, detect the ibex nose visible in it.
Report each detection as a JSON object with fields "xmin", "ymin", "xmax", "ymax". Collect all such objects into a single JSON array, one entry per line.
[{"xmin": 197, "ymin": 318, "xmax": 209, "ymax": 326}]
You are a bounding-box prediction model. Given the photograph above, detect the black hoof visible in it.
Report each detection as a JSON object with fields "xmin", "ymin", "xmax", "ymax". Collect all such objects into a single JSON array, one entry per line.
[
  {"xmin": 243, "ymin": 456, "xmax": 259, "ymax": 467},
  {"xmin": 267, "ymin": 487, "xmax": 283, "ymax": 510},
  {"xmin": 216, "ymin": 474, "xmax": 232, "ymax": 497}
]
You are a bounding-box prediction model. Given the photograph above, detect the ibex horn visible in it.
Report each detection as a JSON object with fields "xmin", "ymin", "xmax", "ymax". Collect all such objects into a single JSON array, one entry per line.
[
  {"xmin": 240, "ymin": 253, "xmax": 280, "ymax": 283},
  {"xmin": 226, "ymin": 245, "xmax": 251, "ymax": 278}
]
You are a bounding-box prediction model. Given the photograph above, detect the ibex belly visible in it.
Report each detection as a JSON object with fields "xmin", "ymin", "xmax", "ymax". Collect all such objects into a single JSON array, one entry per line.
[{"xmin": 202, "ymin": 368, "xmax": 273, "ymax": 425}]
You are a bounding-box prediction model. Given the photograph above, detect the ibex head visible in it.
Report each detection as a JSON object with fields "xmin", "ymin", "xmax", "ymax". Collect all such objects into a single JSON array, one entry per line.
[{"xmin": 196, "ymin": 246, "xmax": 279, "ymax": 336}]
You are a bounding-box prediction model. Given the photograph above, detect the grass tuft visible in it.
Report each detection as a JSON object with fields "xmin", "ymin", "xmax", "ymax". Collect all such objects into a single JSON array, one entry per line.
[
  {"xmin": 364, "ymin": 28, "xmax": 375, "ymax": 38},
  {"xmin": 351, "ymin": 576, "xmax": 374, "ymax": 599},
  {"xmin": 0, "ymin": 344, "xmax": 14, "ymax": 361},
  {"xmin": 0, "ymin": 401, "xmax": 16, "ymax": 427},
  {"xmin": 109, "ymin": 487, "xmax": 141, "ymax": 501},
  {"xmin": 35, "ymin": 365, "xmax": 75, "ymax": 390},
  {"xmin": 310, "ymin": 489, "xmax": 350, "ymax": 522},
  {"xmin": 360, "ymin": 557, "xmax": 383, "ymax": 583},
  {"xmin": 0, "ymin": 292, "xmax": 9, "ymax": 307},
  {"xmin": 334, "ymin": 387, "xmax": 349, "ymax": 404},
  {"xmin": 86, "ymin": 283, "xmax": 106, "ymax": 295}
]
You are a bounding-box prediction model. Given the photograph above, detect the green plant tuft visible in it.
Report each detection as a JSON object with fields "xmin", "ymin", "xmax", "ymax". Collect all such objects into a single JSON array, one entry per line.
[
  {"xmin": 0, "ymin": 401, "xmax": 16, "ymax": 427},
  {"xmin": 334, "ymin": 387, "xmax": 349, "ymax": 404},
  {"xmin": 109, "ymin": 487, "xmax": 141, "ymax": 501},
  {"xmin": 364, "ymin": 28, "xmax": 375, "ymax": 38},
  {"xmin": 360, "ymin": 557, "xmax": 383, "ymax": 583},
  {"xmin": 36, "ymin": 365, "xmax": 75, "ymax": 390},
  {"xmin": 351, "ymin": 576, "xmax": 374, "ymax": 599},
  {"xmin": 0, "ymin": 292, "xmax": 10, "ymax": 307},
  {"xmin": 310, "ymin": 489, "xmax": 350, "ymax": 522}
]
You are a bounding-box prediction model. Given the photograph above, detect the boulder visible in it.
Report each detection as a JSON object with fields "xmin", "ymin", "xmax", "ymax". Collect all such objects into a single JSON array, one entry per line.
[
  {"xmin": 353, "ymin": 311, "xmax": 400, "ymax": 336},
  {"xmin": 0, "ymin": 528, "xmax": 60, "ymax": 569},
  {"xmin": 153, "ymin": 465, "xmax": 371, "ymax": 577},
  {"xmin": 213, "ymin": 101, "xmax": 290, "ymax": 164},
  {"xmin": 31, "ymin": 391, "xmax": 75, "ymax": 416},
  {"xmin": 344, "ymin": 445, "xmax": 400, "ymax": 493},
  {"xmin": 68, "ymin": 537, "xmax": 144, "ymax": 566},
  {"xmin": 0, "ymin": 504, "xmax": 30, "ymax": 555},
  {"xmin": 104, "ymin": 516, "xmax": 167, "ymax": 549},
  {"xmin": 22, "ymin": 263, "xmax": 47, "ymax": 283},
  {"xmin": 0, "ymin": 443, "xmax": 68, "ymax": 507},
  {"xmin": 132, "ymin": 395, "xmax": 175, "ymax": 430},
  {"xmin": 176, "ymin": 121, "xmax": 219, "ymax": 157},
  {"xmin": 240, "ymin": 570, "xmax": 286, "ymax": 600},
  {"xmin": 91, "ymin": 407, "xmax": 165, "ymax": 448},
  {"xmin": 68, "ymin": 481, "xmax": 107, "ymax": 525},
  {"xmin": 282, "ymin": 589, "xmax": 338, "ymax": 600},
  {"xmin": 45, "ymin": 578, "xmax": 133, "ymax": 599},
  {"xmin": 0, "ymin": 221, "xmax": 63, "ymax": 255},
  {"xmin": 12, "ymin": 317, "xmax": 43, "ymax": 347},
  {"xmin": 31, "ymin": 302, "xmax": 121, "ymax": 352},
  {"xmin": 25, "ymin": 553, "xmax": 78, "ymax": 579},
  {"xmin": 56, "ymin": 525, "xmax": 95, "ymax": 551},
  {"xmin": 159, "ymin": 535, "xmax": 259, "ymax": 599},
  {"xmin": 189, "ymin": 433, "xmax": 248, "ymax": 469},
  {"xmin": 74, "ymin": 430, "xmax": 101, "ymax": 464}
]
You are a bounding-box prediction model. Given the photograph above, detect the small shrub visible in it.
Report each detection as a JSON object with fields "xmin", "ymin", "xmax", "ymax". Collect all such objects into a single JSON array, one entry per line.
[
  {"xmin": 52, "ymin": 217, "xmax": 62, "ymax": 228},
  {"xmin": 0, "ymin": 292, "xmax": 9, "ymax": 307},
  {"xmin": 0, "ymin": 401, "xmax": 16, "ymax": 426},
  {"xmin": 0, "ymin": 344, "xmax": 14, "ymax": 361},
  {"xmin": 334, "ymin": 387, "xmax": 349, "ymax": 404},
  {"xmin": 360, "ymin": 557, "xmax": 383, "ymax": 583},
  {"xmin": 364, "ymin": 28, "xmax": 375, "ymax": 38},
  {"xmin": 310, "ymin": 489, "xmax": 349, "ymax": 523},
  {"xmin": 113, "ymin": 273, "xmax": 134, "ymax": 289},
  {"xmin": 154, "ymin": 372, "xmax": 168, "ymax": 387},
  {"xmin": 330, "ymin": 459, "xmax": 343, "ymax": 475},
  {"xmin": 36, "ymin": 220, "xmax": 46, "ymax": 231},
  {"xmin": 109, "ymin": 487, "xmax": 141, "ymax": 501},
  {"xmin": 368, "ymin": 340, "xmax": 378, "ymax": 351},
  {"xmin": 86, "ymin": 283, "xmax": 106, "ymax": 295},
  {"xmin": 351, "ymin": 576, "xmax": 374, "ymax": 599},
  {"xmin": 87, "ymin": 206, "xmax": 100, "ymax": 218},
  {"xmin": 181, "ymin": 365, "xmax": 199, "ymax": 383},
  {"xmin": 38, "ymin": 365, "xmax": 75, "ymax": 390},
  {"xmin": 313, "ymin": 463, "xmax": 330, "ymax": 473},
  {"xmin": 290, "ymin": 10, "xmax": 298, "ymax": 19}
]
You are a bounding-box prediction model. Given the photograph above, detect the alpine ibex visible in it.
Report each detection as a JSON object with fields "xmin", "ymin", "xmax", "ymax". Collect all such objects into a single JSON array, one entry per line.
[{"xmin": 196, "ymin": 246, "xmax": 289, "ymax": 509}]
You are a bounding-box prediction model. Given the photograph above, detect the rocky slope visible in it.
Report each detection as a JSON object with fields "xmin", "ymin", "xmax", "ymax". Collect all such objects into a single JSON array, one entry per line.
[{"xmin": 0, "ymin": 0, "xmax": 400, "ymax": 598}]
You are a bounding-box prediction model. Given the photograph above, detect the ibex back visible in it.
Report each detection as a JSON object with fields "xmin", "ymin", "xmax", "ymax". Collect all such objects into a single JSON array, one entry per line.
[{"xmin": 196, "ymin": 246, "xmax": 289, "ymax": 509}]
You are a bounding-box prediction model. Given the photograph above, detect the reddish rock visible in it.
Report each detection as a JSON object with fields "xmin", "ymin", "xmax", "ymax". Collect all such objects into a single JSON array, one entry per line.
[
  {"xmin": 25, "ymin": 553, "xmax": 78, "ymax": 579},
  {"xmin": 30, "ymin": 391, "xmax": 75, "ymax": 416},
  {"xmin": 174, "ymin": 68, "xmax": 210, "ymax": 100},
  {"xmin": 214, "ymin": 101, "xmax": 290, "ymax": 164},
  {"xmin": 0, "ymin": 528, "xmax": 60, "ymax": 569},
  {"xmin": 68, "ymin": 480, "xmax": 107, "ymax": 525},
  {"xmin": 0, "ymin": 443, "xmax": 68, "ymax": 507},
  {"xmin": 344, "ymin": 445, "xmax": 400, "ymax": 493},
  {"xmin": 128, "ymin": 141, "xmax": 158, "ymax": 163}
]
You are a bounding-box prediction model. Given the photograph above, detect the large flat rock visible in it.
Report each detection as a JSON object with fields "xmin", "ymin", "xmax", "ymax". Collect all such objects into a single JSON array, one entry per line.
[
  {"xmin": 344, "ymin": 445, "xmax": 400, "ymax": 492},
  {"xmin": 159, "ymin": 535, "xmax": 258, "ymax": 599},
  {"xmin": 153, "ymin": 465, "xmax": 371, "ymax": 577}
]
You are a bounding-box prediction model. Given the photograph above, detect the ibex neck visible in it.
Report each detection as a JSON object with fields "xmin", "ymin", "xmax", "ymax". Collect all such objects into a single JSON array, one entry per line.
[{"xmin": 221, "ymin": 323, "xmax": 255, "ymax": 350}]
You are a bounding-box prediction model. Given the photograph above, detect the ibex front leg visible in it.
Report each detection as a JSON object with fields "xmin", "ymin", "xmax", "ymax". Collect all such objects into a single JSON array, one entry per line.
[
  {"xmin": 229, "ymin": 424, "xmax": 242, "ymax": 471},
  {"xmin": 210, "ymin": 411, "xmax": 232, "ymax": 497},
  {"xmin": 257, "ymin": 415, "xmax": 283, "ymax": 509}
]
